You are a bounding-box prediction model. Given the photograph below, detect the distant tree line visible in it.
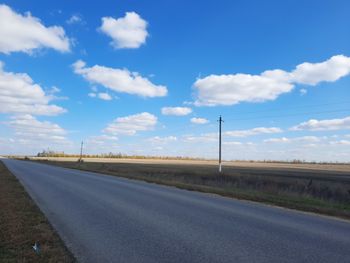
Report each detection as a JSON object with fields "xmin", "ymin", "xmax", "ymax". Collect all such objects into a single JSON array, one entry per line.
[
  {"xmin": 35, "ymin": 150, "xmax": 349, "ymax": 164},
  {"xmin": 35, "ymin": 150, "xmax": 208, "ymax": 161}
]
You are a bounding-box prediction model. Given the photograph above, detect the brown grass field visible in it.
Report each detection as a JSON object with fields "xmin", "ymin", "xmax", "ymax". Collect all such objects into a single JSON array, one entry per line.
[
  {"xmin": 29, "ymin": 157, "xmax": 350, "ymax": 220},
  {"xmin": 0, "ymin": 161, "xmax": 75, "ymax": 263},
  {"xmin": 30, "ymin": 156, "xmax": 350, "ymax": 173}
]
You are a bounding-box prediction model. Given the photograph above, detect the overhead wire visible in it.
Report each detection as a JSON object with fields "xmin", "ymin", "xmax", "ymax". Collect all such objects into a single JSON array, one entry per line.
[
  {"xmin": 159, "ymin": 101, "xmax": 350, "ymax": 135},
  {"xmin": 223, "ymin": 108, "xmax": 350, "ymax": 122}
]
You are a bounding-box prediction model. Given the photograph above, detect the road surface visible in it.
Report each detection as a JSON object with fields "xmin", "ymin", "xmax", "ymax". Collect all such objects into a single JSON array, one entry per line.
[{"xmin": 3, "ymin": 159, "xmax": 350, "ymax": 263}]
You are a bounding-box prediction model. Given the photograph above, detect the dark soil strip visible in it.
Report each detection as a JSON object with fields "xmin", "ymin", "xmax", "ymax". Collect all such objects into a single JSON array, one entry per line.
[{"xmin": 0, "ymin": 161, "xmax": 75, "ymax": 263}]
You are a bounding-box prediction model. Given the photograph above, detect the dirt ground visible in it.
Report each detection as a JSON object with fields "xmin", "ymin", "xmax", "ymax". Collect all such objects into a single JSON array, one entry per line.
[
  {"xmin": 0, "ymin": 161, "xmax": 75, "ymax": 263},
  {"xmin": 29, "ymin": 157, "xmax": 350, "ymax": 173}
]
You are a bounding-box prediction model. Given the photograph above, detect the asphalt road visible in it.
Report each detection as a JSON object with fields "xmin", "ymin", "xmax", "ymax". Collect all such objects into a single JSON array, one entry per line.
[{"xmin": 3, "ymin": 159, "xmax": 350, "ymax": 263}]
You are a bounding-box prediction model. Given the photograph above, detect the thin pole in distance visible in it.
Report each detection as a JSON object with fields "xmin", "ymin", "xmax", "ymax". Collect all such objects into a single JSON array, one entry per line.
[
  {"xmin": 79, "ymin": 141, "xmax": 84, "ymax": 162},
  {"xmin": 218, "ymin": 115, "xmax": 224, "ymax": 173}
]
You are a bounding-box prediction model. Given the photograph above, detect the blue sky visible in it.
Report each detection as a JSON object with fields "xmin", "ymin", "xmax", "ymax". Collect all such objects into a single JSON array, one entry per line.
[{"xmin": 0, "ymin": 0, "xmax": 350, "ymax": 161}]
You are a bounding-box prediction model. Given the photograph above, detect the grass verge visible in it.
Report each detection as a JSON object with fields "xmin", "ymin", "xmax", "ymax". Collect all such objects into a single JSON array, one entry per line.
[
  {"xmin": 0, "ymin": 161, "xmax": 75, "ymax": 263},
  {"xmin": 35, "ymin": 160, "xmax": 350, "ymax": 220}
]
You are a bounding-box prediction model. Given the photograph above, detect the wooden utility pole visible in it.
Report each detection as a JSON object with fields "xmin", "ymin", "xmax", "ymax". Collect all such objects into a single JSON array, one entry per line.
[
  {"xmin": 79, "ymin": 141, "xmax": 83, "ymax": 161},
  {"xmin": 218, "ymin": 116, "xmax": 224, "ymax": 173}
]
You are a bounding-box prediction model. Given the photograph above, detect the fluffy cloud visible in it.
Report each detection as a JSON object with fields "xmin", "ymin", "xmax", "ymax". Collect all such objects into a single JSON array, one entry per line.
[
  {"xmin": 0, "ymin": 4, "xmax": 70, "ymax": 54},
  {"xmin": 329, "ymin": 140, "xmax": 350, "ymax": 146},
  {"xmin": 194, "ymin": 55, "xmax": 350, "ymax": 106},
  {"xmin": 194, "ymin": 70, "xmax": 293, "ymax": 106},
  {"xmin": 97, "ymin": 92, "xmax": 112, "ymax": 101},
  {"xmin": 104, "ymin": 112, "xmax": 157, "ymax": 136},
  {"xmin": 291, "ymin": 116, "xmax": 350, "ymax": 131},
  {"xmin": 6, "ymin": 114, "xmax": 69, "ymax": 144},
  {"xmin": 291, "ymin": 55, "xmax": 350, "ymax": 85},
  {"xmin": 161, "ymin": 107, "xmax": 192, "ymax": 116},
  {"xmin": 190, "ymin": 117, "xmax": 209, "ymax": 124},
  {"xmin": 73, "ymin": 60, "xmax": 167, "ymax": 97},
  {"xmin": 263, "ymin": 137, "xmax": 289, "ymax": 143},
  {"xmin": 83, "ymin": 135, "xmax": 119, "ymax": 153},
  {"xmin": 264, "ymin": 136, "xmax": 321, "ymax": 144},
  {"xmin": 181, "ymin": 133, "xmax": 253, "ymax": 146},
  {"xmin": 223, "ymin": 141, "xmax": 243, "ymax": 146},
  {"xmin": 0, "ymin": 62, "xmax": 66, "ymax": 115},
  {"xmin": 86, "ymin": 135, "xmax": 118, "ymax": 149},
  {"xmin": 66, "ymin": 14, "xmax": 83, "ymax": 25},
  {"xmin": 100, "ymin": 11, "xmax": 148, "ymax": 49},
  {"xmin": 224, "ymin": 127, "xmax": 282, "ymax": 137},
  {"xmin": 299, "ymin": 89, "xmax": 307, "ymax": 96},
  {"xmin": 88, "ymin": 92, "xmax": 112, "ymax": 100},
  {"xmin": 147, "ymin": 136, "xmax": 177, "ymax": 144},
  {"xmin": 182, "ymin": 133, "xmax": 217, "ymax": 143}
]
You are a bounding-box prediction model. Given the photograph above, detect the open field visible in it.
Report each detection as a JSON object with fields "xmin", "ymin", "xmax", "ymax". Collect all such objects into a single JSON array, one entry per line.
[
  {"xmin": 28, "ymin": 157, "xmax": 350, "ymax": 183},
  {"xmin": 0, "ymin": 160, "xmax": 75, "ymax": 263},
  {"xmin": 29, "ymin": 156, "xmax": 350, "ymax": 173},
  {"xmin": 29, "ymin": 157, "xmax": 350, "ymax": 219}
]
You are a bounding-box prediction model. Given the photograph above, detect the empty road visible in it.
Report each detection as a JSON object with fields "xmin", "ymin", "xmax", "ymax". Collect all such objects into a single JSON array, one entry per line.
[{"xmin": 3, "ymin": 159, "xmax": 350, "ymax": 263}]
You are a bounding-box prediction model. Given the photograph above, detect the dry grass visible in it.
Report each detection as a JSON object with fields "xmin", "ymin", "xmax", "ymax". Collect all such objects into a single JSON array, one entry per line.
[
  {"xmin": 0, "ymin": 161, "xmax": 75, "ymax": 263},
  {"xmin": 34, "ymin": 159, "xmax": 350, "ymax": 220},
  {"xmin": 28, "ymin": 156, "xmax": 350, "ymax": 173}
]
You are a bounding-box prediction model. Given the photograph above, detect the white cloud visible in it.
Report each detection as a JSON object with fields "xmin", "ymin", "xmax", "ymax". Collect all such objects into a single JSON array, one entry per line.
[
  {"xmin": 49, "ymin": 86, "xmax": 61, "ymax": 94},
  {"xmin": 224, "ymin": 127, "xmax": 282, "ymax": 137},
  {"xmin": 88, "ymin": 135, "xmax": 118, "ymax": 142},
  {"xmin": 182, "ymin": 133, "xmax": 217, "ymax": 143},
  {"xmin": 0, "ymin": 4, "xmax": 70, "ymax": 54},
  {"xmin": 73, "ymin": 60, "xmax": 167, "ymax": 98},
  {"xmin": 6, "ymin": 114, "xmax": 69, "ymax": 144},
  {"xmin": 147, "ymin": 136, "xmax": 177, "ymax": 144},
  {"xmin": 82, "ymin": 134, "xmax": 119, "ymax": 153},
  {"xmin": 190, "ymin": 117, "xmax": 209, "ymax": 124},
  {"xmin": 97, "ymin": 92, "xmax": 112, "ymax": 101},
  {"xmin": 99, "ymin": 11, "xmax": 148, "ymax": 49},
  {"xmin": 104, "ymin": 112, "xmax": 157, "ymax": 136},
  {"xmin": 264, "ymin": 137, "xmax": 290, "ymax": 143},
  {"xmin": 300, "ymin": 88, "xmax": 307, "ymax": 96},
  {"xmin": 291, "ymin": 116, "xmax": 350, "ymax": 131},
  {"xmin": 223, "ymin": 141, "xmax": 243, "ymax": 146},
  {"xmin": 66, "ymin": 14, "xmax": 83, "ymax": 25},
  {"xmin": 88, "ymin": 92, "xmax": 96, "ymax": 98},
  {"xmin": 0, "ymin": 62, "xmax": 66, "ymax": 115},
  {"xmin": 264, "ymin": 136, "xmax": 321, "ymax": 144},
  {"xmin": 291, "ymin": 55, "xmax": 350, "ymax": 85},
  {"xmin": 161, "ymin": 107, "xmax": 192, "ymax": 116},
  {"xmin": 295, "ymin": 136, "xmax": 322, "ymax": 143},
  {"xmin": 329, "ymin": 140, "xmax": 350, "ymax": 145},
  {"xmin": 86, "ymin": 135, "xmax": 118, "ymax": 146},
  {"xmin": 194, "ymin": 55, "xmax": 350, "ymax": 106},
  {"xmin": 194, "ymin": 70, "xmax": 293, "ymax": 106}
]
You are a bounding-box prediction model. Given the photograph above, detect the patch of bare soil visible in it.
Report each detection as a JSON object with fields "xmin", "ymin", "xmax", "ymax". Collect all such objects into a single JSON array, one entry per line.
[{"xmin": 0, "ymin": 161, "xmax": 75, "ymax": 263}]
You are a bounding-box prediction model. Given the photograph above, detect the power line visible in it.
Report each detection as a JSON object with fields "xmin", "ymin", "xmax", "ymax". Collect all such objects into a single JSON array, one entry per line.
[
  {"xmin": 224, "ymin": 109, "xmax": 350, "ymax": 122},
  {"xmin": 160, "ymin": 108, "xmax": 350, "ymax": 134},
  {"xmin": 224, "ymin": 100, "xmax": 350, "ymax": 116},
  {"xmin": 155, "ymin": 101, "xmax": 350, "ymax": 135}
]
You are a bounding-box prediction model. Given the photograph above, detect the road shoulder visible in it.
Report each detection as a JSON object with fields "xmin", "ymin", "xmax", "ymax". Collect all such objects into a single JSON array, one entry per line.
[{"xmin": 0, "ymin": 160, "xmax": 75, "ymax": 262}]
